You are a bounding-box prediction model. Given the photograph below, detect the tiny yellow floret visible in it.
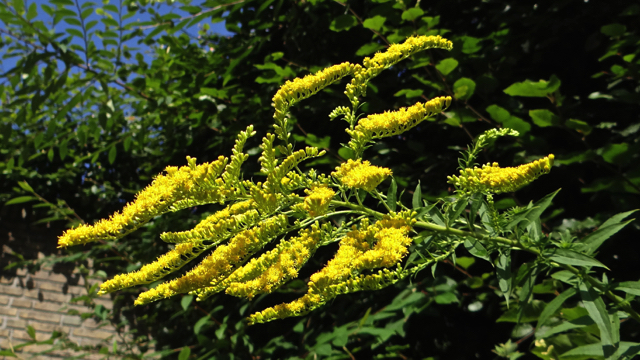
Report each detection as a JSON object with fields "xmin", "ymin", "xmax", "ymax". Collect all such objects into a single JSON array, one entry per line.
[{"xmin": 302, "ymin": 186, "xmax": 335, "ymax": 217}]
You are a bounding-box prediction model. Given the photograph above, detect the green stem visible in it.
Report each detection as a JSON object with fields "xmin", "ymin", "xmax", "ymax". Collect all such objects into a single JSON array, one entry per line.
[{"xmin": 413, "ymin": 220, "xmax": 640, "ymax": 324}]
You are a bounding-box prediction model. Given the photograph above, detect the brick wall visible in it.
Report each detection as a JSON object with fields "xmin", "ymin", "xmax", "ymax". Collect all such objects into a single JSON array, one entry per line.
[{"xmin": 0, "ymin": 256, "xmax": 125, "ymax": 359}]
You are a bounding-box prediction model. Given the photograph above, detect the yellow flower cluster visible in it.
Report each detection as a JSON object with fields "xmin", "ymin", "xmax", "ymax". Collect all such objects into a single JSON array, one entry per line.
[
  {"xmin": 302, "ymin": 186, "xmax": 335, "ymax": 217},
  {"xmin": 225, "ymin": 225, "xmax": 323, "ymax": 299},
  {"xmin": 248, "ymin": 214, "xmax": 414, "ymax": 324},
  {"xmin": 98, "ymin": 242, "xmax": 204, "ymax": 295},
  {"xmin": 58, "ymin": 155, "xmax": 229, "ymax": 248},
  {"xmin": 352, "ymin": 96, "xmax": 452, "ymax": 139},
  {"xmin": 272, "ymin": 62, "xmax": 358, "ymax": 142},
  {"xmin": 363, "ymin": 35, "xmax": 454, "ymax": 70},
  {"xmin": 448, "ymin": 155, "xmax": 555, "ymax": 194},
  {"xmin": 345, "ymin": 35, "xmax": 453, "ymax": 102},
  {"xmin": 159, "ymin": 200, "xmax": 258, "ymax": 244},
  {"xmin": 134, "ymin": 214, "xmax": 289, "ymax": 305},
  {"xmin": 332, "ymin": 159, "xmax": 392, "ymax": 192}
]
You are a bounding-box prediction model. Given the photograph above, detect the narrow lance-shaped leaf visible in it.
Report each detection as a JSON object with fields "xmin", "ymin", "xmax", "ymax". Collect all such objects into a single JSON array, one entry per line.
[
  {"xmin": 447, "ymin": 197, "xmax": 467, "ymax": 227},
  {"xmin": 577, "ymin": 210, "xmax": 637, "ymax": 255},
  {"xmin": 543, "ymin": 248, "xmax": 609, "ymax": 269},
  {"xmin": 496, "ymin": 250, "xmax": 512, "ymax": 307},
  {"xmin": 412, "ymin": 181, "xmax": 422, "ymax": 209},
  {"xmin": 613, "ymin": 281, "xmax": 640, "ymax": 296},
  {"xmin": 387, "ymin": 178, "xmax": 397, "ymax": 212},
  {"xmin": 536, "ymin": 287, "xmax": 577, "ymax": 330},
  {"xmin": 526, "ymin": 189, "xmax": 560, "ymax": 240},
  {"xmin": 579, "ymin": 282, "xmax": 616, "ymax": 354}
]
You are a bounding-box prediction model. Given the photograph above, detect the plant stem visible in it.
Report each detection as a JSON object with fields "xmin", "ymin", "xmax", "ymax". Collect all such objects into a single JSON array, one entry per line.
[{"xmin": 413, "ymin": 220, "xmax": 640, "ymax": 324}]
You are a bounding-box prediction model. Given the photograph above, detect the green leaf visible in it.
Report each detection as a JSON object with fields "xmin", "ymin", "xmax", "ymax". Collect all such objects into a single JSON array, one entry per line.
[
  {"xmin": 329, "ymin": 14, "xmax": 357, "ymax": 32},
  {"xmin": 502, "ymin": 116, "xmax": 531, "ymax": 135},
  {"xmin": 193, "ymin": 315, "xmax": 211, "ymax": 335},
  {"xmin": 456, "ymin": 256, "xmax": 475, "ymax": 270},
  {"xmin": 355, "ymin": 42, "xmax": 385, "ymax": 56},
  {"xmin": 464, "ymin": 238, "xmax": 490, "ymax": 262},
  {"xmin": 59, "ymin": 139, "xmax": 68, "ymax": 160},
  {"xmin": 435, "ymin": 58, "xmax": 458, "ymax": 76},
  {"xmin": 565, "ymin": 119, "xmax": 592, "ymax": 135},
  {"xmin": 434, "ymin": 292, "xmax": 458, "ymax": 304},
  {"xmin": 537, "ymin": 287, "xmax": 577, "ymax": 330},
  {"xmin": 412, "ymin": 181, "xmax": 422, "ymax": 209},
  {"xmin": 560, "ymin": 342, "xmax": 640, "ymax": 359},
  {"xmin": 447, "ymin": 197, "xmax": 467, "ymax": 227},
  {"xmin": 614, "ymin": 281, "xmax": 640, "ymax": 296},
  {"xmin": 597, "ymin": 143, "xmax": 629, "ymax": 165},
  {"xmin": 526, "ymin": 189, "xmax": 560, "ymax": 240},
  {"xmin": 544, "ymin": 248, "xmax": 608, "ymax": 269},
  {"xmin": 497, "ymin": 300, "xmax": 545, "ymax": 323},
  {"xmin": 459, "ymin": 36, "xmax": 482, "ymax": 54},
  {"xmin": 600, "ymin": 24, "xmax": 626, "ymax": 37},
  {"xmin": 181, "ymin": 295, "xmax": 193, "ymax": 311},
  {"xmin": 576, "ymin": 210, "xmax": 637, "ymax": 255},
  {"xmin": 18, "ymin": 181, "xmax": 34, "ymax": 193},
  {"xmin": 519, "ymin": 264, "xmax": 539, "ymax": 304},
  {"xmin": 552, "ymin": 270, "xmax": 579, "ymax": 285},
  {"xmin": 529, "ymin": 109, "xmax": 561, "ymax": 127},
  {"xmin": 453, "ymin": 77, "xmax": 476, "ymax": 100},
  {"xmin": 363, "ymin": 15, "xmax": 386, "ymax": 31},
  {"xmin": 108, "ymin": 145, "xmax": 117, "ymax": 164},
  {"xmin": 401, "ymin": 8, "xmax": 424, "ymax": 21},
  {"xmin": 386, "ymin": 178, "xmax": 397, "ymax": 212},
  {"xmin": 486, "ymin": 104, "xmax": 511, "ymax": 123},
  {"xmin": 541, "ymin": 315, "xmax": 594, "ymax": 338},
  {"xmin": 34, "ymin": 132, "xmax": 44, "ymax": 149},
  {"xmin": 504, "ymin": 75, "xmax": 561, "ymax": 97},
  {"xmin": 579, "ymin": 282, "xmax": 614, "ymax": 349},
  {"xmin": 26, "ymin": 2, "xmax": 37, "ymax": 20},
  {"xmin": 496, "ymin": 251, "xmax": 512, "ymax": 307},
  {"xmin": 394, "ymin": 89, "xmax": 423, "ymax": 98},
  {"xmin": 178, "ymin": 346, "xmax": 191, "ymax": 360},
  {"xmin": 27, "ymin": 325, "xmax": 36, "ymax": 340},
  {"xmin": 5, "ymin": 196, "xmax": 38, "ymax": 205}
]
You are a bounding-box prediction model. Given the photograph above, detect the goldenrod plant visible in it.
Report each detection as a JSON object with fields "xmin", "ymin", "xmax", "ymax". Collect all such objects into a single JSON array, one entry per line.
[{"xmin": 58, "ymin": 35, "xmax": 639, "ymax": 357}]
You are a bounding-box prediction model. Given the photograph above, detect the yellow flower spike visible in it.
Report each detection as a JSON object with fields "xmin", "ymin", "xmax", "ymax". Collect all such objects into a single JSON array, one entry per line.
[
  {"xmin": 135, "ymin": 214, "xmax": 290, "ymax": 305},
  {"xmin": 448, "ymin": 155, "xmax": 555, "ymax": 194},
  {"xmin": 263, "ymin": 147, "xmax": 326, "ymax": 193},
  {"xmin": 302, "ymin": 186, "xmax": 335, "ymax": 217},
  {"xmin": 58, "ymin": 155, "xmax": 229, "ymax": 248},
  {"xmin": 99, "ymin": 242, "xmax": 206, "ymax": 295},
  {"xmin": 272, "ymin": 62, "xmax": 358, "ymax": 143},
  {"xmin": 344, "ymin": 35, "xmax": 453, "ymax": 103},
  {"xmin": 225, "ymin": 225, "xmax": 323, "ymax": 299},
  {"xmin": 159, "ymin": 200, "xmax": 259, "ymax": 244},
  {"xmin": 332, "ymin": 159, "xmax": 392, "ymax": 192},
  {"xmin": 192, "ymin": 214, "xmax": 290, "ymax": 301},
  {"xmin": 352, "ymin": 96, "xmax": 452, "ymax": 139},
  {"xmin": 248, "ymin": 214, "xmax": 414, "ymax": 325}
]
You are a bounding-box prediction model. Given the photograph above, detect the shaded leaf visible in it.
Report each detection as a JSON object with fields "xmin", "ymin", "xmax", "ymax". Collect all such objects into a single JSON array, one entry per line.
[
  {"xmin": 504, "ymin": 75, "xmax": 561, "ymax": 97},
  {"xmin": 544, "ymin": 248, "xmax": 608, "ymax": 269},
  {"xmin": 537, "ymin": 287, "xmax": 577, "ymax": 330}
]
